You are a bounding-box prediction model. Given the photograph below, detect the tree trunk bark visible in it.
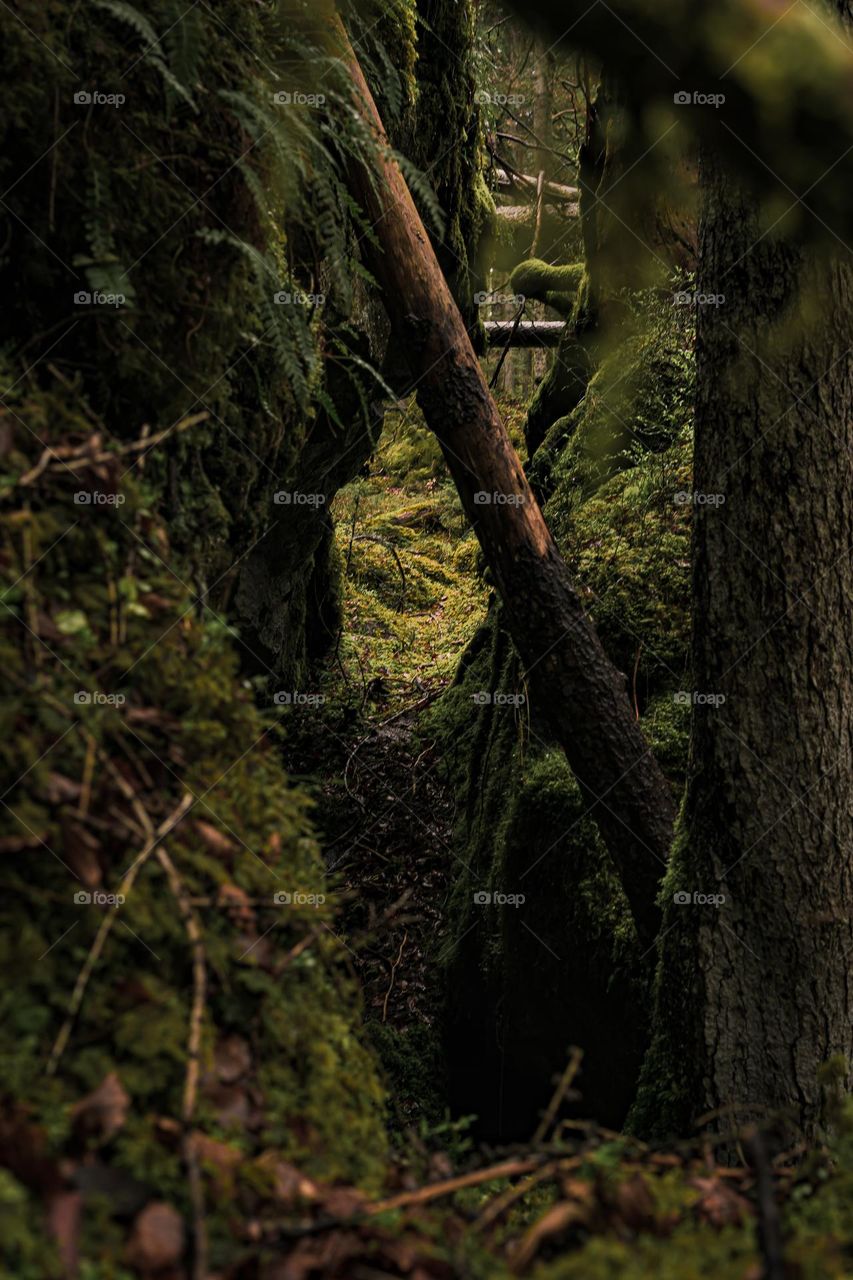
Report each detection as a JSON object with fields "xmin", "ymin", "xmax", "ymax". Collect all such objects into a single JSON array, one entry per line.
[
  {"xmin": 333, "ymin": 18, "xmax": 676, "ymax": 946},
  {"xmin": 632, "ymin": 152, "xmax": 853, "ymax": 1143}
]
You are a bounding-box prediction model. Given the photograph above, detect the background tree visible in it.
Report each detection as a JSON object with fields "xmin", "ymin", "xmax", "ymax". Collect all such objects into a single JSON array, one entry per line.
[{"xmin": 633, "ymin": 153, "xmax": 853, "ymax": 1144}]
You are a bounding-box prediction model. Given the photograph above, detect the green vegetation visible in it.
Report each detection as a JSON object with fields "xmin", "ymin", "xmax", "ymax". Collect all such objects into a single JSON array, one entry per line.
[
  {"xmin": 330, "ymin": 403, "xmax": 488, "ymax": 698},
  {"xmin": 6, "ymin": 0, "xmax": 853, "ymax": 1277}
]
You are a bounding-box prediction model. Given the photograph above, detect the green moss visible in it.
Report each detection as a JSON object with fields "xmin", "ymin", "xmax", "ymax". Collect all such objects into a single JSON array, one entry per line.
[
  {"xmin": 523, "ymin": 271, "xmax": 598, "ymax": 457},
  {"xmin": 424, "ymin": 620, "xmax": 648, "ymax": 1135},
  {"xmin": 398, "ymin": 0, "xmax": 493, "ymax": 320},
  {"xmin": 429, "ymin": 284, "xmax": 694, "ymax": 1135},
  {"xmin": 534, "ymin": 1223, "xmax": 757, "ymax": 1279},
  {"xmin": 330, "ymin": 403, "xmax": 488, "ymax": 696},
  {"xmin": 542, "ymin": 292, "xmax": 694, "ymax": 506},
  {"xmin": 511, "ymin": 259, "xmax": 586, "ymax": 316},
  {"xmin": 0, "ymin": 1, "xmax": 403, "ymax": 1265}
]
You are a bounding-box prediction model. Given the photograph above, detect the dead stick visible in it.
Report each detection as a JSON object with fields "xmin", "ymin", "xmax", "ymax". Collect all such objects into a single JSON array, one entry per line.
[
  {"xmin": 532, "ymin": 1046, "xmax": 583, "ymax": 1146},
  {"xmin": 473, "ymin": 1159, "xmax": 573, "ymax": 1232},
  {"xmin": 381, "ymin": 930, "xmax": 407, "ymax": 1023},
  {"xmin": 47, "ymin": 793, "xmax": 194, "ymax": 1074},
  {"xmin": 368, "ymin": 1157, "xmax": 542, "ymax": 1214}
]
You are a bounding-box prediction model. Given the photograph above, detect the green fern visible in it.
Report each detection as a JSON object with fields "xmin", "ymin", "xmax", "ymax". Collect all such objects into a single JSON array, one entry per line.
[{"xmin": 92, "ymin": 0, "xmax": 196, "ymax": 110}]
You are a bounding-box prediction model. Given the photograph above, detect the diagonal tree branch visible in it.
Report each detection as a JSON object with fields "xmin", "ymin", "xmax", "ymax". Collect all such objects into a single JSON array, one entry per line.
[{"xmin": 331, "ymin": 14, "xmax": 676, "ymax": 946}]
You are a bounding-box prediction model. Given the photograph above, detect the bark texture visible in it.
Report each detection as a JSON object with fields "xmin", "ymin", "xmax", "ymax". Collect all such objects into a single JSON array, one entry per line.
[
  {"xmin": 632, "ymin": 153, "xmax": 853, "ymax": 1143},
  {"xmin": 336, "ymin": 19, "xmax": 676, "ymax": 945}
]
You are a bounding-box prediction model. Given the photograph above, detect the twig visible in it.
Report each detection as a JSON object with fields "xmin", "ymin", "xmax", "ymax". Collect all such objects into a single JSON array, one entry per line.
[
  {"xmin": 632, "ymin": 644, "xmax": 643, "ymax": 720},
  {"xmin": 77, "ymin": 732, "xmax": 96, "ymax": 819},
  {"xmin": 18, "ymin": 413, "xmax": 208, "ymax": 486},
  {"xmin": 46, "ymin": 793, "xmax": 194, "ymax": 1074},
  {"xmin": 530, "ymin": 169, "xmax": 545, "ymax": 257},
  {"xmin": 368, "ymin": 1157, "xmax": 543, "ymax": 1215},
  {"xmin": 473, "ymin": 1159, "xmax": 579, "ymax": 1232},
  {"xmin": 489, "ymin": 302, "xmax": 526, "ymax": 389},
  {"xmin": 381, "ymin": 930, "xmax": 407, "ymax": 1023},
  {"xmin": 345, "ymin": 493, "xmax": 361, "ymax": 575},
  {"xmin": 352, "ymin": 534, "xmax": 407, "ymax": 610},
  {"xmin": 272, "ymin": 928, "xmax": 322, "ymax": 975},
  {"xmin": 532, "ymin": 1047, "xmax": 583, "ymax": 1145}
]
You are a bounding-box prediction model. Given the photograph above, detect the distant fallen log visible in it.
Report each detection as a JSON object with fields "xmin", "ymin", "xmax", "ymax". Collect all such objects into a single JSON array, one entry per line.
[
  {"xmin": 483, "ymin": 320, "xmax": 566, "ymax": 347},
  {"xmin": 495, "ymin": 168, "xmax": 579, "ymax": 202},
  {"xmin": 495, "ymin": 203, "xmax": 579, "ymax": 223}
]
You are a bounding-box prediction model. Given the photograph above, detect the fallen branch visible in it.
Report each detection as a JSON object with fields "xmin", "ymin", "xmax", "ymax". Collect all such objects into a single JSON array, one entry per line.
[
  {"xmin": 334, "ymin": 15, "xmax": 676, "ymax": 945},
  {"xmin": 368, "ymin": 1157, "xmax": 543, "ymax": 1215},
  {"xmin": 533, "ymin": 1047, "xmax": 584, "ymax": 1146},
  {"xmin": 484, "ymin": 319, "xmax": 566, "ymax": 348},
  {"xmin": 494, "ymin": 167, "xmax": 579, "ymax": 201},
  {"xmin": 494, "ymin": 202, "xmax": 579, "ymax": 223},
  {"xmin": 18, "ymin": 412, "xmax": 209, "ymax": 487}
]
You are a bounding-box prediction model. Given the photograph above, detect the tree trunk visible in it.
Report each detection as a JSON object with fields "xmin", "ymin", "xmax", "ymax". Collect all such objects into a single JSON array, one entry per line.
[
  {"xmin": 632, "ymin": 152, "xmax": 853, "ymax": 1143},
  {"xmin": 335, "ymin": 17, "xmax": 676, "ymax": 946}
]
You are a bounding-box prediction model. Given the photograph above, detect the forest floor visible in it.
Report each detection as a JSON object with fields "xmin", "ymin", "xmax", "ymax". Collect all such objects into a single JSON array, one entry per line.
[
  {"xmin": 206, "ymin": 386, "xmax": 853, "ymax": 1275},
  {"xmin": 283, "ymin": 396, "xmax": 496, "ymax": 1136},
  {"xmin": 269, "ymin": 398, "xmax": 853, "ymax": 1280}
]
